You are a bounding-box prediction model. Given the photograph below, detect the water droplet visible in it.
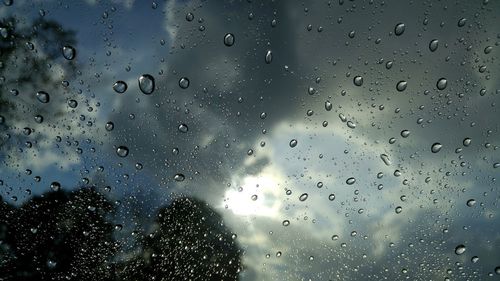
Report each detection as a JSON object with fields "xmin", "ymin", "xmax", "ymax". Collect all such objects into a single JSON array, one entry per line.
[
  {"xmin": 265, "ymin": 50, "xmax": 273, "ymax": 64},
  {"xmin": 68, "ymin": 99, "xmax": 78, "ymax": 108},
  {"xmin": 186, "ymin": 12, "xmax": 194, "ymax": 21},
  {"xmin": 394, "ymin": 23, "xmax": 405, "ymax": 36},
  {"xmin": 495, "ymin": 266, "xmax": 500, "ymax": 275},
  {"xmin": 62, "ymin": 45, "xmax": 76, "ymax": 60},
  {"xmin": 395, "ymin": 206, "xmax": 402, "ymax": 214},
  {"xmin": 116, "ymin": 146, "xmax": 129, "ymax": 157},
  {"xmin": 250, "ymin": 194, "xmax": 258, "ymax": 201},
  {"xmin": 325, "ymin": 101, "xmax": 332, "ymax": 111},
  {"xmin": 247, "ymin": 149, "xmax": 253, "ymax": 156},
  {"xmin": 105, "ymin": 122, "xmax": 114, "ymax": 131},
  {"xmin": 113, "ymin": 81, "xmax": 127, "ymax": 93},
  {"xmin": 328, "ymin": 194, "xmax": 335, "ymax": 201},
  {"xmin": 431, "ymin": 143, "xmax": 442, "ymax": 153},
  {"xmin": 380, "ymin": 154, "xmax": 391, "ymax": 166},
  {"xmin": 282, "ymin": 220, "xmax": 290, "ymax": 226},
  {"xmin": 36, "ymin": 91, "xmax": 50, "ymax": 103},
  {"xmin": 466, "ymin": 199, "xmax": 476, "ymax": 207},
  {"xmin": 436, "ymin": 78, "xmax": 447, "ymax": 90},
  {"xmin": 316, "ymin": 182, "xmax": 323, "ymax": 188},
  {"xmin": 289, "ymin": 139, "xmax": 297, "ymax": 148},
  {"xmin": 178, "ymin": 124, "xmax": 189, "ymax": 133},
  {"xmin": 494, "ymin": 163, "xmax": 500, "ymax": 168},
  {"xmin": 401, "ymin": 130, "xmax": 410, "ymax": 138},
  {"xmin": 224, "ymin": 33, "xmax": 235, "ymax": 46},
  {"xmin": 138, "ymin": 74, "xmax": 155, "ymax": 95},
  {"xmin": 463, "ymin": 138, "xmax": 471, "ymax": 147},
  {"xmin": 346, "ymin": 177, "xmax": 356, "ymax": 185},
  {"xmin": 429, "ymin": 39, "xmax": 439, "ymax": 52},
  {"xmin": 50, "ymin": 182, "xmax": 61, "ymax": 191},
  {"xmin": 347, "ymin": 121, "xmax": 356, "ymax": 129},
  {"xmin": 179, "ymin": 77, "xmax": 190, "ymax": 89},
  {"xmin": 353, "ymin": 76, "xmax": 363, "ymax": 86},
  {"xmin": 396, "ymin": 81, "xmax": 407, "ymax": 92},
  {"xmin": 174, "ymin": 173, "xmax": 185, "ymax": 182},
  {"xmin": 299, "ymin": 193, "xmax": 308, "ymax": 201},
  {"xmin": 457, "ymin": 18, "xmax": 467, "ymax": 27},
  {"xmin": 471, "ymin": 256, "xmax": 479, "ymax": 263},
  {"xmin": 484, "ymin": 46, "xmax": 492, "ymax": 54},
  {"xmin": 455, "ymin": 244, "xmax": 466, "ymax": 255}
]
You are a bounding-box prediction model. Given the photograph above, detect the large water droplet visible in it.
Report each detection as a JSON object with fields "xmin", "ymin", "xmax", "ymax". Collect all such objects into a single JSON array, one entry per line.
[
  {"xmin": 394, "ymin": 23, "xmax": 405, "ymax": 36},
  {"xmin": 299, "ymin": 193, "xmax": 308, "ymax": 201},
  {"xmin": 353, "ymin": 76, "xmax": 363, "ymax": 86},
  {"xmin": 62, "ymin": 45, "xmax": 76, "ymax": 60},
  {"xmin": 174, "ymin": 173, "xmax": 185, "ymax": 182},
  {"xmin": 178, "ymin": 123, "xmax": 189, "ymax": 133},
  {"xmin": 436, "ymin": 78, "xmax": 447, "ymax": 90},
  {"xmin": 346, "ymin": 177, "xmax": 356, "ymax": 185},
  {"xmin": 138, "ymin": 74, "xmax": 155, "ymax": 95},
  {"xmin": 431, "ymin": 142, "xmax": 442, "ymax": 153},
  {"xmin": 463, "ymin": 138, "xmax": 471, "ymax": 147},
  {"xmin": 396, "ymin": 81, "xmax": 407, "ymax": 92},
  {"xmin": 116, "ymin": 146, "xmax": 129, "ymax": 157},
  {"xmin": 494, "ymin": 163, "xmax": 500, "ymax": 168},
  {"xmin": 325, "ymin": 101, "xmax": 332, "ymax": 111},
  {"xmin": 113, "ymin": 81, "xmax": 128, "ymax": 93},
  {"xmin": 380, "ymin": 154, "xmax": 391, "ymax": 166},
  {"xmin": 265, "ymin": 50, "xmax": 273, "ymax": 64},
  {"xmin": 186, "ymin": 12, "xmax": 194, "ymax": 22},
  {"xmin": 429, "ymin": 39, "xmax": 439, "ymax": 52},
  {"xmin": 179, "ymin": 77, "xmax": 190, "ymax": 89},
  {"xmin": 36, "ymin": 91, "xmax": 50, "ymax": 103},
  {"xmin": 289, "ymin": 139, "xmax": 297, "ymax": 148},
  {"xmin": 455, "ymin": 244, "xmax": 466, "ymax": 255},
  {"xmin": 224, "ymin": 33, "xmax": 235, "ymax": 46}
]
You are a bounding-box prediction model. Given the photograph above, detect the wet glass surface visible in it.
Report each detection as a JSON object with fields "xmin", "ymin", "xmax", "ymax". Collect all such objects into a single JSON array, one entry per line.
[{"xmin": 1, "ymin": 0, "xmax": 500, "ymax": 280}]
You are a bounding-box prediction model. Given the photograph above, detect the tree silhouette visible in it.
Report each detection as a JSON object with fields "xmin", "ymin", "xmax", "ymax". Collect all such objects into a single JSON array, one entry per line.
[{"xmin": 116, "ymin": 197, "xmax": 242, "ymax": 281}]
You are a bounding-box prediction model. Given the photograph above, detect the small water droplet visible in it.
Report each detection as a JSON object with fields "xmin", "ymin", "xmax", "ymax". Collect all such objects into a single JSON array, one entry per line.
[
  {"xmin": 394, "ymin": 23, "xmax": 405, "ymax": 36},
  {"xmin": 50, "ymin": 182, "xmax": 61, "ymax": 191},
  {"xmin": 429, "ymin": 39, "xmax": 439, "ymax": 52},
  {"xmin": 466, "ymin": 199, "xmax": 476, "ymax": 207},
  {"xmin": 116, "ymin": 146, "xmax": 129, "ymax": 157},
  {"xmin": 353, "ymin": 76, "xmax": 363, "ymax": 86},
  {"xmin": 347, "ymin": 121, "xmax": 356, "ymax": 129},
  {"xmin": 299, "ymin": 193, "xmax": 308, "ymax": 201},
  {"xmin": 396, "ymin": 81, "xmax": 407, "ymax": 92},
  {"xmin": 105, "ymin": 121, "xmax": 114, "ymax": 131},
  {"xmin": 457, "ymin": 18, "xmax": 467, "ymax": 27},
  {"xmin": 395, "ymin": 206, "xmax": 402, "ymax": 214},
  {"xmin": 289, "ymin": 139, "xmax": 297, "ymax": 148},
  {"xmin": 380, "ymin": 154, "xmax": 391, "ymax": 166},
  {"xmin": 328, "ymin": 194, "xmax": 335, "ymax": 201},
  {"xmin": 471, "ymin": 256, "xmax": 479, "ymax": 263},
  {"xmin": 174, "ymin": 173, "xmax": 185, "ymax": 182},
  {"xmin": 346, "ymin": 177, "xmax": 356, "ymax": 185},
  {"xmin": 36, "ymin": 91, "xmax": 50, "ymax": 103},
  {"xmin": 493, "ymin": 163, "xmax": 500, "ymax": 168},
  {"xmin": 113, "ymin": 81, "xmax": 128, "ymax": 93},
  {"xmin": 463, "ymin": 138, "xmax": 471, "ymax": 147},
  {"xmin": 455, "ymin": 244, "xmax": 466, "ymax": 255},
  {"xmin": 224, "ymin": 33, "xmax": 235, "ymax": 46},
  {"xmin": 138, "ymin": 74, "xmax": 155, "ymax": 95},
  {"xmin": 186, "ymin": 12, "xmax": 194, "ymax": 21},
  {"xmin": 436, "ymin": 78, "xmax": 447, "ymax": 90},
  {"xmin": 401, "ymin": 130, "xmax": 410, "ymax": 138},
  {"xmin": 282, "ymin": 220, "xmax": 290, "ymax": 226},
  {"xmin": 431, "ymin": 143, "xmax": 442, "ymax": 153},
  {"xmin": 62, "ymin": 45, "xmax": 76, "ymax": 60},
  {"xmin": 179, "ymin": 77, "xmax": 190, "ymax": 89},
  {"xmin": 325, "ymin": 101, "xmax": 332, "ymax": 111},
  {"xmin": 178, "ymin": 123, "xmax": 189, "ymax": 133},
  {"xmin": 68, "ymin": 99, "xmax": 78, "ymax": 108},
  {"xmin": 265, "ymin": 50, "xmax": 273, "ymax": 64}
]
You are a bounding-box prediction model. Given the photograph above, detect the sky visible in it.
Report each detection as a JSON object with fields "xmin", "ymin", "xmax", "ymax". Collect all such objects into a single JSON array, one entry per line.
[{"xmin": 0, "ymin": 0, "xmax": 499, "ymax": 280}]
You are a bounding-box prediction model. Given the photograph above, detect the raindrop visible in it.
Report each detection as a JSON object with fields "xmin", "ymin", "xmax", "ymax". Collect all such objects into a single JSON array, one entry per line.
[
  {"xmin": 484, "ymin": 46, "xmax": 492, "ymax": 54},
  {"xmin": 471, "ymin": 256, "xmax": 479, "ymax": 263},
  {"xmin": 347, "ymin": 121, "xmax": 356, "ymax": 129},
  {"xmin": 174, "ymin": 173, "xmax": 185, "ymax": 182},
  {"xmin": 353, "ymin": 76, "xmax": 363, "ymax": 86},
  {"xmin": 299, "ymin": 193, "xmax": 308, "ymax": 201},
  {"xmin": 466, "ymin": 199, "xmax": 476, "ymax": 207},
  {"xmin": 380, "ymin": 154, "xmax": 391, "ymax": 166},
  {"xmin": 401, "ymin": 130, "xmax": 410, "ymax": 138},
  {"xmin": 36, "ymin": 91, "xmax": 50, "ymax": 103},
  {"xmin": 62, "ymin": 45, "xmax": 76, "ymax": 60},
  {"xmin": 436, "ymin": 78, "xmax": 447, "ymax": 90},
  {"xmin": 223, "ymin": 33, "xmax": 235, "ymax": 46},
  {"xmin": 68, "ymin": 99, "xmax": 78, "ymax": 108},
  {"xmin": 50, "ymin": 182, "xmax": 61, "ymax": 191},
  {"xmin": 429, "ymin": 39, "xmax": 439, "ymax": 52},
  {"xmin": 138, "ymin": 74, "xmax": 155, "ymax": 95},
  {"xmin": 116, "ymin": 146, "xmax": 129, "ymax": 157},
  {"xmin": 282, "ymin": 220, "xmax": 290, "ymax": 226},
  {"xmin": 325, "ymin": 101, "xmax": 332, "ymax": 111},
  {"xmin": 179, "ymin": 77, "xmax": 190, "ymax": 89},
  {"xmin": 396, "ymin": 81, "xmax": 407, "ymax": 92},
  {"xmin": 431, "ymin": 143, "xmax": 442, "ymax": 153},
  {"xmin": 265, "ymin": 50, "xmax": 273, "ymax": 64},
  {"xmin": 457, "ymin": 18, "xmax": 467, "ymax": 27},
  {"xmin": 178, "ymin": 123, "xmax": 189, "ymax": 133},
  {"xmin": 346, "ymin": 177, "xmax": 356, "ymax": 185},
  {"xmin": 394, "ymin": 23, "xmax": 405, "ymax": 36},
  {"xmin": 289, "ymin": 139, "xmax": 297, "ymax": 148},
  {"xmin": 113, "ymin": 81, "xmax": 127, "ymax": 93},
  {"xmin": 395, "ymin": 206, "xmax": 402, "ymax": 214},
  {"xmin": 328, "ymin": 194, "xmax": 335, "ymax": 201},
  {"xmin": 463, "ymin": 138, "xmax": 471, "ymax": 147},
  {"xmin": 494, "ymin": 163, "xmax": 500, "ymax": 168},
  {"xmin": 105, "ymin": 122, "xmax": 114, "ymax": 131},
  {"xmin": 251, "ymin": 194, "xmax": 258, "ymax": 201},
  {"xmin": 186, "ymin": 12, "xmax": 194, "ymax": 21},
  {"xmin": 455, "ymin": 244, "xmax": 466, "ymax": 255}
]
